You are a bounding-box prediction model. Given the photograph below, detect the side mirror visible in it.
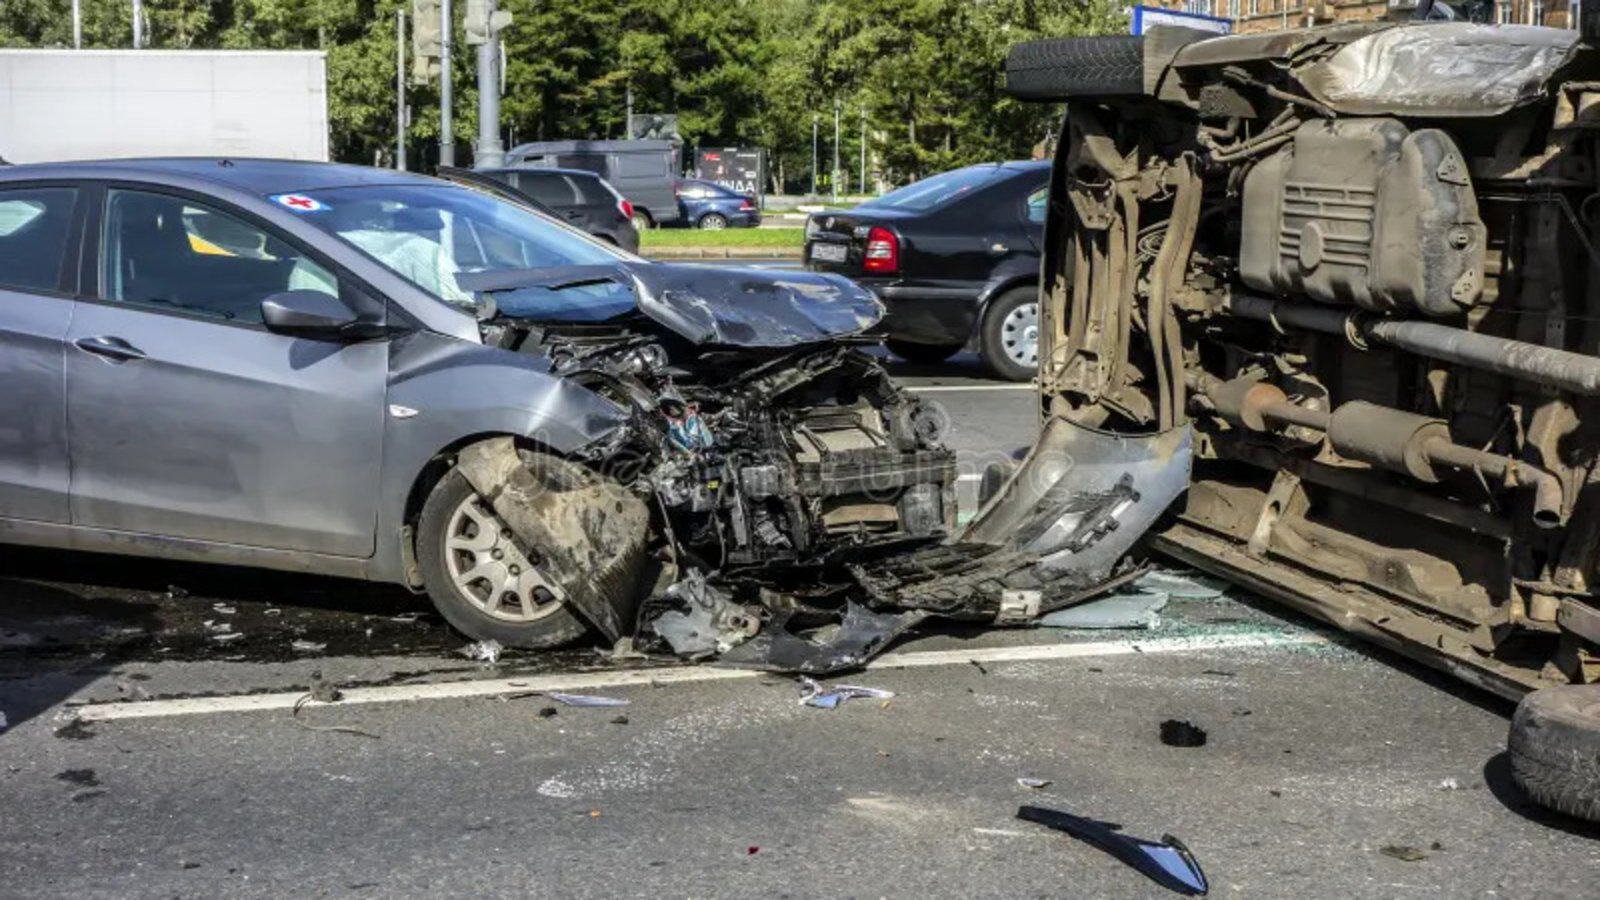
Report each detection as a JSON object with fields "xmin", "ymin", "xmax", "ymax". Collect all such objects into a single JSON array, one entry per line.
[{"xmin": 260, "ymin": 290, "xmax": 363, "ymax": 340}]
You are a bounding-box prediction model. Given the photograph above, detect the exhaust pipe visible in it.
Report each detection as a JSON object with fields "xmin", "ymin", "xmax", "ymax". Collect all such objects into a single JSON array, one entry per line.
[{"xmin": 1203, "ymin": 377, "xmax": 1565, "ymax": 528}]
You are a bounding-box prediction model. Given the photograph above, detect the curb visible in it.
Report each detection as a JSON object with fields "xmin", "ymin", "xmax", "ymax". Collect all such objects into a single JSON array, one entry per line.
[{"xmin": 643, "ymin": 246, "xmax": 805, "ymax": 260}]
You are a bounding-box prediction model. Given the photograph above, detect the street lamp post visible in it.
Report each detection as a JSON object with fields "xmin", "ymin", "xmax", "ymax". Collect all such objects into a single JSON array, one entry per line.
[
  {"xmin": 440, "ymin": 0, "xmax": 454, "ymax": 167},
  {"xmin": 132, "ymin": 0, "xmax": 143, "ymax": 48},
  {"xmin": 811, "ymin": 115, "xmax": 818, "ymax": 197},
  {"xmin": 832, "ymin": 98, "xmax": 840, "ymax": 201},
  {"xmin": 396, "ymin": 9, "xmax": 407, "ymax": 171},
  {"xmin": 474, "ymin": 0, "xmax": 504, "ymax": 168}
]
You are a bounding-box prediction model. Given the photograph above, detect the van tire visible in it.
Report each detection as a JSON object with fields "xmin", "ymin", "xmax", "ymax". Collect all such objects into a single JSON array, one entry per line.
[
  {"xmin": 1005, "ymin": 37, "xmax": 1146, "ymax": 101},
  {"xmin": 1508, "ymin": 684, "xmax": 1600, "ymax": 823},
  {"xmin": 416, "ymin": 468, "xmax": 589, "ymax": 650}
]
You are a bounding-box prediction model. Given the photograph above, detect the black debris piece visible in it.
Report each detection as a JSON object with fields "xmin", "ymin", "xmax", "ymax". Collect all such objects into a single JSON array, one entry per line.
[
  {"xmin": 1160, "ymin": 720, "xmax": 1207, "ymax": 748},
  {"xmin": 54, "ymin": 769, "xmax": 100, "ymax": 788},
  {"xmin": 610, "ymin": 715, "xmax": 630, "ymax": 725},
  {"xmin": 53, "ymin": 719, "xmax": 95, "ymax": 741},
  {"xmin": 538, "ymin": 706, "xmax": 559, "ymax": 719},
  {"xmin": 1017, "ymin": 805, "xmax": 1209, "ymax": 896}
]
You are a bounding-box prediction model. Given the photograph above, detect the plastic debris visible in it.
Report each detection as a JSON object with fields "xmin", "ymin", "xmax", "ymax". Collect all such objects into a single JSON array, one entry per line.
[
  {"xmin": 1038, "ymin": 590, "xmax": 1168, "ymax": 630},
  {"xmin": 610, "ymin": 715, "xmax": 629, "ymax": 725},
  {"xmin": 651, "ymin": 570, "xmax": 761, "ymax": 657},
  {"xmin": 1017, "ymin": 777, "xmax": 1052, "ymax": 789},
  {"xmin": 1159, "ymin": 720, "xmax": 1207, "ymax": 748},
  {"xmin": 1136, "ymin": 570, "xmax": 1227, "ymax": 600},
  {"xmin": 537, "ymin": 706, "xmax": 558, "ymax": 719},
  {"xmin": 796, "ymin": 676, "xmax": 895, "ymax": 709},
  {"xmin": 1438, "ymin": 777, "xmax": 1460, "ymax": 790},
  {"xmin": 212, "ymin": 603, "xmax": 237, "ymax": 615},
  {"xmin": 548, "ymin": 692, "xmax": 629, "ymax": 708},
  {"xmin": 458, "ymin": 639, "xmax": 503, "ymax": 663},
  {"xmin": 291, "ymin": 640, "xmax": 327, "ymax": 654},
  {"xmin": 1018, "ymin": 805, "xmax": 1208, "ymax": 896},
  {"xmin": 1380, "ymin": 845, "xmax": 1427, "ymax": 862},
  {"xmin": 211, "ymin": 632, "xmax": 244, "ymax": 644}
]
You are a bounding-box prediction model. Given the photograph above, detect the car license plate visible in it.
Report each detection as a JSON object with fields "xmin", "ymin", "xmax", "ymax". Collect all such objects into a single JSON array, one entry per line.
[{"xmin": 811, "ymin": 242, "xmax": 848, "ymax": 263}]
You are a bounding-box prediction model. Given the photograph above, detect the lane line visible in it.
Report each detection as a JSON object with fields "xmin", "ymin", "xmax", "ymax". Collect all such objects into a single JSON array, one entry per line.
[
  {"xmin": 906, "ymin": 384, "xmax": 1034, "ymax": 393},
  {"xmin": 68, "ymin": 631, "xmax": 1322, "ymax": 723}
]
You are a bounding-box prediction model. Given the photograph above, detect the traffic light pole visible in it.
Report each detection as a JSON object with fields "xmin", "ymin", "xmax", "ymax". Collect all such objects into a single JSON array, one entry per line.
[
  {"xmin": 474, "ymin": 0, "xmax": 504, "ymax": 168},
  {"xmin": 440, "ymin": 0, "xmax": 454, "ymax": 167}
]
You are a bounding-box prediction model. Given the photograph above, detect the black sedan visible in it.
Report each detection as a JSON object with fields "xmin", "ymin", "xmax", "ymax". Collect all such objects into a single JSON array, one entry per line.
[{"xmin": 803, "ymin": 160, "xmax": 1049, "ymax": 380}]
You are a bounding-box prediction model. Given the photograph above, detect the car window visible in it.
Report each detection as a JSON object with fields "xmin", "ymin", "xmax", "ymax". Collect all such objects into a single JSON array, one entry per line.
[
  {"xmin": 0, "ymin": 187, "xmax": 77, "ymax": 293},
  {"xmin": 569, "ymin": 175, "xmax": 612, "ymax": 206},
  {"xmin": 859, "ymin": 165, "xmax": 1003, "ymax": 212},
  {"xmin": 1025, "ymin": 186, "xmax": 1047, "ymax": 224},
  {"xmin": 555, "ymin": 155, "xmax": 607, "ymax": 176},
  {"xmin": 101, "ymin": 189, "xmax": 337, "ymax": 324},
  {"xmin": 612, "ymin": 154, "xmax": 663, "ymax": 179},
  {"xmin": 292, "ymin": 183, "xmax": 634, "ymax": 312},
  {"xmin": 513, "ymin": 172, "xmax": 579, "ymax": 206},
  {"xmin": 678, "ymin": 183, "xmax": 709, "ymax": 199}
]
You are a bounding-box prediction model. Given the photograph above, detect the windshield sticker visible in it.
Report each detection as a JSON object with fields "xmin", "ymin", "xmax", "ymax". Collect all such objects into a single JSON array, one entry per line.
[{"xmin": 272, "ymin": 193, "xmax": 327, "ymax": 212}]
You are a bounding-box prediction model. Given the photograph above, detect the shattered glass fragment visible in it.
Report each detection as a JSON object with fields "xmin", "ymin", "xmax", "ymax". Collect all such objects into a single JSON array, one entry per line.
[{"xmin": 1038, "ymin": 591, "xmax": 1168, "ymax": 630}]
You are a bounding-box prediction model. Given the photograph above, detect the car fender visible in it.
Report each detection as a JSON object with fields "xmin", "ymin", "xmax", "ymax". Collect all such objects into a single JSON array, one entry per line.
[
  {"xmin": 974, "ymin": 263, "xmax": 1042, "ymax": 326},
  {"xmin": 368, "ymin": 331, "xmax": 633, "ymax": 585}
]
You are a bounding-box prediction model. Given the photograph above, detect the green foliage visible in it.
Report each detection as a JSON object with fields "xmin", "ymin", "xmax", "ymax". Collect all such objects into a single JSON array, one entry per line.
[{"xmin": 0, "ymin": 0, "xmax": 1121, "ymax": 185}]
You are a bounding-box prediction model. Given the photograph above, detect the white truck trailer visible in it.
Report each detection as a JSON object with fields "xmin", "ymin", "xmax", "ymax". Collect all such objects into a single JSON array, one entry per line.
[{"xmin": 0, "ymin": 49, "xmax": 329, "ymax": 163}]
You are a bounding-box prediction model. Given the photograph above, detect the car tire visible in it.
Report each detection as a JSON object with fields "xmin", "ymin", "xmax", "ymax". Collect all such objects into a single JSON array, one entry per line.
[
  {"xmin": 631, "ymin": 210, "xmax": 653, "ymax": 231},
  {"xmin": 886, "ymin": 339, "xmax": 961, "ymax": 365},
  {"xmin": 1005, "ymin": 36, "xmax": 1146, "ymax": 101},
  {"xmin": 1508, "ymin": 684, "xmax": 1600, "ymax": 822},
  {"xmin": 416, "ymin": 467, "xmax": 589, "ymax": 649},
  {"xmin": 699, "ymin": 213, "xmax": 728, "ymax": 230},
  {"xmin": 979, "ymin": 287, "xmax": 1041, "ymax": 382}
]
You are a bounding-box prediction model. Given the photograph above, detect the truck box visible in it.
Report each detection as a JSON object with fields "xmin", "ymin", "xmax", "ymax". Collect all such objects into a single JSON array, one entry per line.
[{"xmin": 0, "ymin": 49, "xmax": 329, "ymax": 163}]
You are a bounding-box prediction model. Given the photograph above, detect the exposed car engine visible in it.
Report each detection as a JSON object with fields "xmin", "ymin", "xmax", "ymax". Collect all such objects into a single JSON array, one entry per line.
[{"xmin": 482, "ymin": 315, "xmax": 956, "ymax": 574}]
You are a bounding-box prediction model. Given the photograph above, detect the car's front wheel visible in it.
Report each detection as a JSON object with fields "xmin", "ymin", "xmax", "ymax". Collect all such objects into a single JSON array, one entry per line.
[
  {"xmin": 979, "ymin": 287, "xmax": 1041, "ymax": 382},
  {"xmin": 698, "ymin": 212, "xmax": 728, "ymax": 230},
  {"xmin": 416, "ymin": 468, "xmax": 588, "ymax": 649}
]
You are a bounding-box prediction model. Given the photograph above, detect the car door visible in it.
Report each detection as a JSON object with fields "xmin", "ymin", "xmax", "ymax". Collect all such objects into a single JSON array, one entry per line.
[
  {"xmin": 0, "ymin": 183, "xmax": 83, "ymax": 524},
  {"xmin": 65, "ymin": 184, "xmax": 387, "ymax": 556}
]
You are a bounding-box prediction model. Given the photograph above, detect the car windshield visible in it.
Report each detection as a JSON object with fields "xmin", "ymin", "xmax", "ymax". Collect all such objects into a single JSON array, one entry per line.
[
  {"xmin": 858, "ymin": 165, "xmax": 1003, "ymax": 212},
  {"xmin": 292, "ymin": 183, "xmax": 636, "ymax": 319}
]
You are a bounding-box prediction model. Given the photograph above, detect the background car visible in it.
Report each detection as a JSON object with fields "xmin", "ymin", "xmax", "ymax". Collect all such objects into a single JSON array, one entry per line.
[
  {"xmin": 506, "ymin": 139, "xmax": 680, "ymax": 231},
  {"xmin": 452, "ymin": 166, "xmax": 640, "ymax": 252},
  {"xmin": 803, "ymin": 160, "xmax": 1049, "ymax": 381},
  {"xmin": 675, "ymin": 179, "xmax": 761, "ymax": 229}
]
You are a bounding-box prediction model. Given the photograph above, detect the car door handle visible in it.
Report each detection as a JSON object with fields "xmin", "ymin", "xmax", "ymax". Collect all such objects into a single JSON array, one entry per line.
[{"xmin": 74, "ymin": 335, "xmax": 147, "ymax": 362}]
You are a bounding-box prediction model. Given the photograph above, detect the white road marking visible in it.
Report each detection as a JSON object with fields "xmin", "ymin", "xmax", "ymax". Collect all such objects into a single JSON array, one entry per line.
[
  {"xmin": 906, "ymin": 384, "xmax": 1034, "ymax": 393},
  {"xmin": 956, "ymin": 473, "xmax": 981, "ymax": 483},
  {"xmin": 67, "ymin": 631, "xmax": 1323, "ymax": 723}
]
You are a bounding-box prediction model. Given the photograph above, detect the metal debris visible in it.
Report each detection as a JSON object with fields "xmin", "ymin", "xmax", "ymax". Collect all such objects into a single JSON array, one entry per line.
[
  {"xmin": 651, "ymin": 570, "xmax": 762, "ymax": 657},
  {"xmin": 291, "ymin": 673, "xmax": 379, "ymax": 739},
  {"xmin": 796, "ymin": 676, "xmax": 895, "ymax": 709},
  {"xmin": 458, "ymin": 639, "xmax": 503, "ymax": 663},
  {"xmin": 1017, "ymin": 777, "xmax": 1052, "ymax": 789},
  {"xmin": 547, "ymin": 692, "xmax": 629, "ymax": 708},
  {"xmin": 1018, "ymin": 805, "xmax": 1209, "ymax": 896},
  {"xmin": 1038, "ymin": 590, "xmax": 1169, "ymax": 630}
]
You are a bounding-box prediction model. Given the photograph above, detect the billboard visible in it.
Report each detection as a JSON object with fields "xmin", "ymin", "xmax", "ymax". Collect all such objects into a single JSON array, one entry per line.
[
  {"xmin": 695, "ymin": 147, "xmax": 764, "ymax": 196},
  {"xmin": 1130, "ymin": 5, "xmax": 1233, "ymax": 34}
]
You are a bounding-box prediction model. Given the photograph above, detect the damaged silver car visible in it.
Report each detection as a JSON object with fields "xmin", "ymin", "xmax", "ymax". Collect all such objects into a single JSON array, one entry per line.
[
  {"xmin": 0, "ymin": 158, "xmax": 1157, "ymax": 673},
  {"xmin": 1006, "ymin": 12, "xmax": 1600, "ymax": 820}
]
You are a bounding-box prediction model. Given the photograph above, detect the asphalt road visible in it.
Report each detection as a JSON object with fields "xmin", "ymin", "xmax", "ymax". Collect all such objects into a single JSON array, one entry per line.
[{"xmin": 2, "ymin": 365, "xmax": 1598, "ymax": 898}]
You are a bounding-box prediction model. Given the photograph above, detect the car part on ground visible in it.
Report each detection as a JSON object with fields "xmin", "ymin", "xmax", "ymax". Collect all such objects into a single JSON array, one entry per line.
[
  {"xmin": 1509, "ymin": 684, "xmax": 1600, "ymax": 822},
  {"xmin": 804, "ymin": 161, "xmax": 1050, "ymax": 381},
  {"xmin": 1017, "ymin": 804, "xmax": 1209, "ymax": 896},
  {"xmin": 1007, "ymin": 20, "xmax": 1600, "ymax": 820}
]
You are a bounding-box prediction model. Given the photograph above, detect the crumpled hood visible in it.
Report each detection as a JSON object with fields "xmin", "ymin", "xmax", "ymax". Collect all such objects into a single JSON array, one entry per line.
[{"xmin": 458, "ymin": 261, "xmax": 884, "ymax": 347}]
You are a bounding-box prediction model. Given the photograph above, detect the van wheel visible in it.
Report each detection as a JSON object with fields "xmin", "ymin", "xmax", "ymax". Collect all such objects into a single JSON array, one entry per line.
[
  {"xmin": 1509, "ymin": 684, "xmax": 1600, "ymax": 823},
  {"xmin": 886, "ymin": 339, "xmax": 960, "ymax": 365},
  {"xmin": 699, "ymin": 212, "xmax": 728, "ymax": 230},
  {"xmin": 631, "ymin": 210, "xmax": 653, "ymax": 231},
  {"xmin": 416, "ymin": 468, "xmax": 588, "ymax": 649},
  {"xmin": 979, "ymin": 287, "xmax": 1040, "ymax": 382}
]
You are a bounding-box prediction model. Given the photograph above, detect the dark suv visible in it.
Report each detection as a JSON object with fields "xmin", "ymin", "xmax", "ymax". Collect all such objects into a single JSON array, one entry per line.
[{"xmin": 455, "ymin": 166, "xmax": 640, "ymax": 253}]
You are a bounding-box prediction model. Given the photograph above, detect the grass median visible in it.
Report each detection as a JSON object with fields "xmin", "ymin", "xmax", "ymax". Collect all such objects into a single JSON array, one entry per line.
[{"xmin": 640, "ymin": 227, "xmax": 806, "ymax": 256}]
